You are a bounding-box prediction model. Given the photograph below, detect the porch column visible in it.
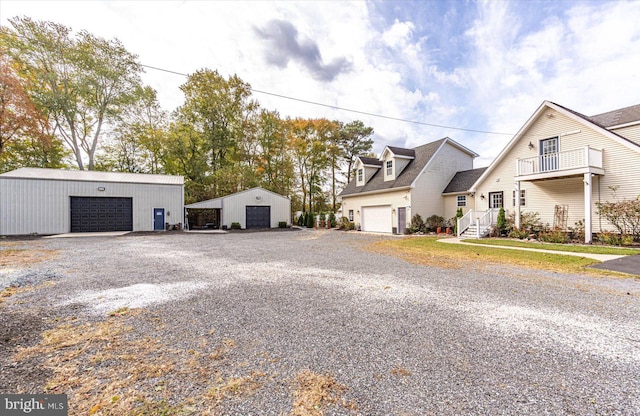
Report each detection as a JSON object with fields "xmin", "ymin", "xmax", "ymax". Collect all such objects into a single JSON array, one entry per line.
[
  {"xmin": 515, "ymin": 181, "xmax": 521, "ymax": 229},
  {"xmin": 584, "ymin": 173, "xmax": 592, "ymax": 243}
]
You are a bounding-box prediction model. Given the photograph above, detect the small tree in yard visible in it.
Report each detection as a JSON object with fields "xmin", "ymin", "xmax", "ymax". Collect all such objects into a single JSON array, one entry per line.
[
  {"xmin": 496, "ymin": 206, "xmax": 507, "ymax": 236},
  {"xmin": 409, "ymin": 214, "xmax": 426, "ymax": 234},
  {"xmin": 454, "ymin": 208, "xmax": 463, "ymax": 234},
  {"xmin": 306, "ymin": 212, "xmax": 314, "ymax": 228},
  {"xmin": 328, "ymin": 212, "xmax": 336, "ymax": 228}
]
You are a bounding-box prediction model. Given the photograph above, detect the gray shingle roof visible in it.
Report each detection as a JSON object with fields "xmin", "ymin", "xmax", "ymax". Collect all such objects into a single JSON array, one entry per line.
[
  {"xmin": 443, "ymin": 167, "xmax": 487, "ymax": 194},
  {"xmin": 588, "ymin": 104, "xmax": 640, "ymax": 127},
  {"xmin": 340, "ymin": 139, "xmax": 446, "ymax": 197},
  {"xmin": 386, "ymin": 146, "xmax": 416, "ymax": 157},
  {"xmin": 358, "ymin": 157, "xmax": 382, "ymax": 166}
]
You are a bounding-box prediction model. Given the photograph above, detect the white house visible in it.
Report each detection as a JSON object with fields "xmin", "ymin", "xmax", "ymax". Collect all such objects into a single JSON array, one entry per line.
[
  {"xmin": 339, "ymin": 138, "xmax": 479, "ymax": 234},
  {"xmin": 459, "ymin": 100, "xmax": 640, "ymax": 242}
]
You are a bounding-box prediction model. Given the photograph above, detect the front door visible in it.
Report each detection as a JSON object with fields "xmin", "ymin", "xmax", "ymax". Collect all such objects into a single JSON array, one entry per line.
[
  {"xmin": 153, "ymin": 208, "xmax": 165, "ymax": 231},
  {"xmin": 489, "ymin": 192, "xmax": 503, "ymax": 209},
  {"xmin": 540, "ymin": 137, "xmax": 559, "ymax": 171},
  {"xmin": 397, "ymin": 207, "xmax": 406, "ymax": 235}
]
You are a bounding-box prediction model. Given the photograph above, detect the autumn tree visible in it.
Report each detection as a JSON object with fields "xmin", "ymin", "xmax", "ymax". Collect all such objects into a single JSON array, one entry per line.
[
  {"xmin": 3, "ymin": 17, "xmax": 143, "ymax": 170},
  {"xmin": 175, "ymin": 69, "xmax": 258, "ymax": 197},
  {"xmin": 255, "ymin": 110, "xmax": 295, "ymax": 196}
]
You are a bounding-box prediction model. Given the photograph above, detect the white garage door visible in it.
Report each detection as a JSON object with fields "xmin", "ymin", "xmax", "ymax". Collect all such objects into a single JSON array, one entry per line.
[{"xmin": 362, "ymin": 205, "xmax": 392, "ymax": 233}]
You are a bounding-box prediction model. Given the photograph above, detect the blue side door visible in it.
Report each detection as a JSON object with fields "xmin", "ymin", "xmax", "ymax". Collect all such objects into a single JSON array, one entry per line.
[{"xmin": 153, "ymin": 208, "xmax": 165, "ymax": 231}]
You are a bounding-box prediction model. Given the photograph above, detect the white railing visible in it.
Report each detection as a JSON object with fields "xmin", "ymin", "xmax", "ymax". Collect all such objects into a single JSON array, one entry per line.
[
  {"xmin": 457, "ymin": 209, "xmax": 473, "ymax": 237},
  {"xmin": 516, "ymin": 146, "xmax": 603, "ymax": 176},
  {"xmin": 457, "ymin": 208, "xmax": 499, "ymax": 238}
]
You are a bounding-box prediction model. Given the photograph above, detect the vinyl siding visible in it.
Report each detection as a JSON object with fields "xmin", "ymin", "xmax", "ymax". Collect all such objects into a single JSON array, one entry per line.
[
  {"xmin": 411, "ymin": 143, "xmax": 474, "ymax": 220},
  {"xmin": 611, "ymin": 124, "xmax": 640, "ymax": 145},
  {"xmin": 340, "ymin": 190, "xmax": 410, "ymax": 230},
  {"xmin": 475, "ymin": 107, "xmax": 640, "ymax": 231},
  {"xmin": 0, "ymin": 177, "xmax": 184, "ymax": 235},
  {"xmin": 220, "ymin": 188, "xmax": 290, "ymax": 228},
  {"xmin": 443, "ymin": 194, "xmax": 478, "ymax": 220}
]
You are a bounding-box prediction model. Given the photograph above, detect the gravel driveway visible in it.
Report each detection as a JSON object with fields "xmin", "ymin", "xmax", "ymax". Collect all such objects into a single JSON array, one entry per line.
[{"xmin": 1, "ymin": 230, "xmax": 639, "ymax": 415}]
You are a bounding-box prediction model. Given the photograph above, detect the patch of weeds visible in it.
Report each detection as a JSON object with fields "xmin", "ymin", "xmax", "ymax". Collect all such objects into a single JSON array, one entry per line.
[
  {"xmin": 291, "ymin": 370, "xmax": 356, "ymax": 415},
  {"xmin": 0, "ymin": 249, "xmax": 59, "ymax": 267},
  {"xmin": 108, "ymin": 307, "xmax": 130, "ymax": 317},
  {"xmin": 207, "ymin": 371, "xmax": 265, "ymax": 403},
  {"xmin": 390, "ymin": 366, "xmax": 412, "ymax": 377}
]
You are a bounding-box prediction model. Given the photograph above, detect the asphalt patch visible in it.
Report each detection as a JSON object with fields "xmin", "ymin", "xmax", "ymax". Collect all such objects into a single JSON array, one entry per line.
[{"xmin": 590, "ymin": 254, "xmax": 640, "ymax": 276}]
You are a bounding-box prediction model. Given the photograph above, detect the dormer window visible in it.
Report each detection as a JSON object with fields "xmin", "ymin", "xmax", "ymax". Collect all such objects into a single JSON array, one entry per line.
[
  {"xmin": 357, "ymin": 168, "xmax": 363, "ymax": 182},
  {"xmin": 386, "ymin": 160, "xmax": 393, "ymax": 176}
]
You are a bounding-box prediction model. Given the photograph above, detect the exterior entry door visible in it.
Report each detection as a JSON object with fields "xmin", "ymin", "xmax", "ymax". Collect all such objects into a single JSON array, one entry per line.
[
  {"xmin": 489, "ymin": 192, "xmax": 503, "ymax": 209},
  {"xmin": 153, "ymin": 208, "xmax": 165, "ymax": 231},
  {"xmin": 397, "ymin": 207, "xmax": 406, "ymax": 235},
  {"xmin": 540, "ymin": 137, "xmax": 559, "ymax": 171}
]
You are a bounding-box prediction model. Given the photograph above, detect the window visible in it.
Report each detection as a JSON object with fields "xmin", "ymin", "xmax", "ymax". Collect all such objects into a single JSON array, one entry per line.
[
  {"xmin": 489, "ymin": 192, "xmax": 503, "ymax": 209},
  {"xmin": 386, "ymin": 160, "xmax": 393, "ymax": 176},
  {"xmin": 348, "ymin": 210, "xmax": 354, "ymax": 221},
  {"xmin": 357, "ymin": 168, "xmax": 363, "ymax": 182},
  {"xmin": 512, "ymin": 190, "xmax": 526, "ymax": 206},
  {"xmin": 457, "ymin": 195, "xmax": 466, "ymax": 207},
  {"xmin": 540, "ymin": 137, "xmax": 559, "ymax": 171}
]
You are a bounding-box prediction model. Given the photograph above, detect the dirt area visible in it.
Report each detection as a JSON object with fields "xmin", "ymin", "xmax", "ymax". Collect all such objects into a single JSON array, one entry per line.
[{"xmin": 1, "ymin": 231, "xmax": 639, "ymax": 415}]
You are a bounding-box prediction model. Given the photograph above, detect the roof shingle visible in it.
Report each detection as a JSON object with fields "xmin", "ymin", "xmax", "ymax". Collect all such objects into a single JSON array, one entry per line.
[{"xmin": 443, "ymin": 167, "xmax": 487, "ymax": 194}]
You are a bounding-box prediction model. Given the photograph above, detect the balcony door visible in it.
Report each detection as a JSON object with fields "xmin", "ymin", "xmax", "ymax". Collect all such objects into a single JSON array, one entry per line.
[{"xmin": 540, "ymin": 137, "xmax": 559, "ymax": 171}]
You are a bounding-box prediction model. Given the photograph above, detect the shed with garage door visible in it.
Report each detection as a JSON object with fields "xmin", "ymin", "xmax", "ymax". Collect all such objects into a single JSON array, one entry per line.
[
  {"xmin": 0, "ymin": 168, "xmax": 184, "ymax": 235},
  {"xmin": 185, "ymin": 187, "xmax": 290, "ymax": 229}
]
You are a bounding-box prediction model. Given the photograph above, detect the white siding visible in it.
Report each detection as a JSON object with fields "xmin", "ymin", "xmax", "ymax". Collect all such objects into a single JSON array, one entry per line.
[
  {"xmin": 411, "ymin": 143, "xmax": 474, "ymax": 220},
  {"xmin": 443, "ymin": 194, "xmax": 478, "ymax": 220},
  {"xmin": 475, "ymin": 107, "xmax": 640, "ymax": 231},
  {"xmin": 611, "ymin": 124, "xmax": 640, "ymax": 145},
  {"xmin": 0, "ymin": 177, "xmax": 184, "ymax": 235},
  {"xmin": 341, "ymin": 190, "xmax": 410, "ymax": 231},
  {"xmin": 220, "ymin": 188, "xmax": 290, "ymax": 229}
]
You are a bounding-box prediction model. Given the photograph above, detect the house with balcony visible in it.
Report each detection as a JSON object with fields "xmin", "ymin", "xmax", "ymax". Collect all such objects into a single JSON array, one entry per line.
[{"xmin": 458, "ymin": 100, "xmax": 640, "ymax": 242}]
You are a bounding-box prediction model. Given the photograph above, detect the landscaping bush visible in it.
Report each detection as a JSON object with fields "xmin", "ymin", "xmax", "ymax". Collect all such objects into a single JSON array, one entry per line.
[
  {"xmin": 496, "ymin": 207, "xmax": 507, "ymax": 236},
  {"xmin": 306, "ymin": 212, "xmax": 314, "ymax": 228},
  {"xmin": 538, "ymin": 229, "xmax": 569, "ymax": 243},
  {"xmin": 318, "ymin": 213, "xmax": 326, "ymax": 228},
  {"xmin": 596, "ymin": 195, "xmax": 640, "ymax": 241},
  {"xmin": 508, "ymin": 227, "xmax": 529, "ymax": 239},
  {"xmin": 569, "ymin": 220, "xmax": 585, "ymax": 242},
  {"xmin": 425, "ymin": 215, "xmax": 446, "ymax": 232},
  {"xmin": 230, "ymin": 222, "xmax": 241, "ymax": 230},
  {"xmin": 339, "ymin": 217, "xmax": 355, "ymax": 230},
  {"xmin": 328, "ymin": 212, "xmax": 336, "ymax": 228},
  {"xmin": 409, "ymin": 214, "xmax": 426, "ymax": 234},
  {"xmin": 278, "ymin": 221, "xmax": 287, "ymax": 228},
  {"xmin": 597, "ymin": 232, "xmax": 634, "ymax": 246},
  {"xmin": 297, "ymin": 214, "xmax": 304, "ymax": 226}
]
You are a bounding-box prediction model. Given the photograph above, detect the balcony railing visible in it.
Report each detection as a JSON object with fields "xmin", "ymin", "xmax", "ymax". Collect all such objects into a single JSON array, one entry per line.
[{"xmin": 516, "ymin": 146, "xmax": 603, "ymax": 177}]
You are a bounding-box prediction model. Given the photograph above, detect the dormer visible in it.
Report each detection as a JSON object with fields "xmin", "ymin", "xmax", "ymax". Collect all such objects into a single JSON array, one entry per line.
[
  {"xmin": 355, "ymin": 156, "xmax": 382, "ymax": 186},
  {"xmin": 379, "ymin": 146, "xmax": 415, "ymax": 181}
]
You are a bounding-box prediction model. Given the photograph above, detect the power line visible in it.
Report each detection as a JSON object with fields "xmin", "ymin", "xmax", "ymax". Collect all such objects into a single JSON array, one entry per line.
[{"xmin": 141, "ymin": 64, "xmax": 514, "ymax": 136}]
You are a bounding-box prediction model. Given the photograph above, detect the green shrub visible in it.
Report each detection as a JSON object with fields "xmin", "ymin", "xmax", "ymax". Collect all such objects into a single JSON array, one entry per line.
[
  {"xmin": 339, "ymin": 217, "xmax": 355, "ymax": 230},
  {"xmin": 306, "ymin": 212, "xmax": 314, "ymax": 228},
  {"xmin": 569, "ymin": 220, "xmax": 585, "ymax": 242},
  {"xmin": 425, "ymin": 215, "xmax": 446, "ymax": 232},
  {"xmin": 297, "ymin": 214, "xmax": 304, "ymax": 226},
  {"xmin": 231, "ymin": 222, "xmax": 241, "ymax": 230},
  {"xmin": 328, "ymin": 212, "xmax": 336, "ymax": 228},
  {"xmin": 496, "ymin": 207, "xmax": 507, "ymax": 236},
  {"xmin": 278, "ymin": 221, "xmax": 287, "ymax": 228},
  {"xmin": 409, "ymin": 214, "xmax": 426, "ymax": 234},
  {"xmin": 538, "ymin": 229, "xmax": 569, "ymax": 243},
  {"xmin": 508, "ymin": 228, "xmax": 529, "ymax": 239}
]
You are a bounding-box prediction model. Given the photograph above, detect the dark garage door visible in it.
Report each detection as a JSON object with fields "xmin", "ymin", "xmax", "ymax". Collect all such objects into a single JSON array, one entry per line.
[
  {"xmin": 245, "ymin": 206, "xmax": 270, "ymax": 229},
  {"xmin": 70, "ymin": 197, "xmax": 133, "ymax": 232}
]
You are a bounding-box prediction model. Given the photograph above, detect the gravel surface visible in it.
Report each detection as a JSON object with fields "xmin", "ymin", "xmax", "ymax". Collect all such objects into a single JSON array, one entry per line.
[{"xmin": 1, "ymin": 229, "xmax": 639, "ymax": 415}]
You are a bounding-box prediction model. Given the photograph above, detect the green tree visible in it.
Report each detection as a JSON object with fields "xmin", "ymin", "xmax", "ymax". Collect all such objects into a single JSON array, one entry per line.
[
  {"xmin": 339, "ymin": 120, "xmax": 374, "ymax": 182},
  {"xmin": 3, "ymin": 17, "xmax": 143, "ymax": 170}
]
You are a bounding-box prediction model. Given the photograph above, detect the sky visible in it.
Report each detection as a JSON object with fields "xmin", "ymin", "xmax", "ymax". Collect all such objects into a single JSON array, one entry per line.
[{"xmin": 1, "ymin": 0, "xmax": 639, "ymax": 167}]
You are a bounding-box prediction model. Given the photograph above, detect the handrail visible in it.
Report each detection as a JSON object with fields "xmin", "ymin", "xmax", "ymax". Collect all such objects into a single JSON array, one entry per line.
[
  {"xmin": 475, "ymin": 208, "xmax": 500, "ymax": 238},
  {"xmin": 516, "ymin": 146, "xmax": 603, "ymax": 176},
  {"xmin": 457, "ymin": 209, "xmax": 473, "ymax": 237}
]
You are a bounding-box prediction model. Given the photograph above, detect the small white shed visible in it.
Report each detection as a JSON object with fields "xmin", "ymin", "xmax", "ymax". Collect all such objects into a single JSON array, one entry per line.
[
  {"xmin": 0, "ymin": 168, "xmax": 184, "ymax": 235},
  {"xmin": 185, "ymin": 187, "xmax": 291, "ymax": 229}
]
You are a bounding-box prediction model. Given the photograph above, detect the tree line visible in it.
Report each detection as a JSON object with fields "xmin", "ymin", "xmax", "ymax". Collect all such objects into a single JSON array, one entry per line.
[{"xmin": 0, "ymin": 17, "xmax": 375, "ymax": 211}]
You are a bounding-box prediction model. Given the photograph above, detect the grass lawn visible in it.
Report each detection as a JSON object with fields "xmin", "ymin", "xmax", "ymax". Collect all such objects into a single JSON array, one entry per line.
[
  {"xmin": 369, "ymin": 236, "xmax": 629, "ymax": 276},
  {"xmin": 464, "ymin": 238, "xmax": 640, "ymax": 255}
]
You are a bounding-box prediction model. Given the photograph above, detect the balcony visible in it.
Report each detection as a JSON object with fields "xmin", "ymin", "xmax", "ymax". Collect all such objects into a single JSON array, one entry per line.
[{"xmin": 515, "ymin": 146, "xmax": 604, "ymax": 181}]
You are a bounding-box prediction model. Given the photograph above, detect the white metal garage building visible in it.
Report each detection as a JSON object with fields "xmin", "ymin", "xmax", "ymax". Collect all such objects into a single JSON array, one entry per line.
[
  {"xmin": 185, "ymin": 187, "xmax": 290, "ymax": 229},
  {"xmin": 0, "ymin": 168, "xmax": 184, "ymax": 235}
]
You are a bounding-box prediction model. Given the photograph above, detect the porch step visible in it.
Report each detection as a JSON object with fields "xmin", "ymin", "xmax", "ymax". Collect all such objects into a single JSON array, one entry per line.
[{"xmin": 459, "ymin": 225, "xmax": 491, "ymax": 239}]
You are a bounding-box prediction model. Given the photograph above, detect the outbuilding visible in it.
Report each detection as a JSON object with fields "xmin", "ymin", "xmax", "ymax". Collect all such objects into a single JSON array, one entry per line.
[
  {"xmin": 185, "ymin": 187, "xmax": 291, "ymax": 229},
  {"xmin": 0, "ymin": 168, "xmax": 184, "ymax": 235}
]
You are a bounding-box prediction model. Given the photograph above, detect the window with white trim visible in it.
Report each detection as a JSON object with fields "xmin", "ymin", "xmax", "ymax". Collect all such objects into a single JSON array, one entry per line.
[
  {"xmin": 386, "ymin": 160, "xmax": 393, "ymax": 176},
  {"xmin": 357, "ymin": 168, "xmax": 363, "ymax": 183},
  {"xmin": 457, "ymin": 195, "xmax": 466, "ymax": 207},
  {"xmin": 512, "ymin": 190, "xmax": 526, "ymax": 206},
  {"xmin": 348, "ymin": 210, "xmax": 354, "ymax": 221}
]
